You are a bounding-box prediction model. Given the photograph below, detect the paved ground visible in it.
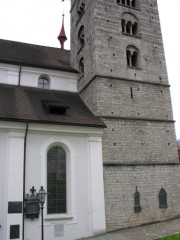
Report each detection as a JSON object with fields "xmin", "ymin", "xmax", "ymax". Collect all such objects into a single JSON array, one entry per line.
[{"xmin": 80, "ymin": 218, "xmax": 180, "ymax": 240}]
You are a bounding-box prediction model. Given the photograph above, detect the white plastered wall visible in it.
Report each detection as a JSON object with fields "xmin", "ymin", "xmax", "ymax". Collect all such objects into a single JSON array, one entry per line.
[
  {"xmin": 0, "ymin": 122, "xmax": 106, "ymax": 240},
  {"xmin": 0, "ymin": 64, "xmax": 77, "ymax": 92}
]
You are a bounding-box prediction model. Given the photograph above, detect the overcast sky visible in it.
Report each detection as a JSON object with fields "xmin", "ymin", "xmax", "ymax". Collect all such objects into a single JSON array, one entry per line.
[{"xmin": 0, "ymin": 0, "xmax": 179, "ymax": 139}]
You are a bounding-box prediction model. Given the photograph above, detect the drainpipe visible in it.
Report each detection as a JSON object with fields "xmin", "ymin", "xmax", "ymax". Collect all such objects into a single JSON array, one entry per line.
[
  {"xmin": 18, "ymin": 66, "xmax": 22, "ymax": 86},
  {"xmin": 22, "ymin": 123, "xmax": 28, "ymax": 240}
]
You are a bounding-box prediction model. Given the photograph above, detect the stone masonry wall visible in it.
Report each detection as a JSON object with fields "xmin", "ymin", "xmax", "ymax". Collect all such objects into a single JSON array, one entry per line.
[
  {"xmin": 104, "ymin": 165, "xmax": 180, "ymax": 231},
  {"xmin": 102, "ymin": 118, "xmax": 178, "ymax": 164},
  {"xmin": 95, "ymin": 77, "xmax": 173, "ymax": 120}
]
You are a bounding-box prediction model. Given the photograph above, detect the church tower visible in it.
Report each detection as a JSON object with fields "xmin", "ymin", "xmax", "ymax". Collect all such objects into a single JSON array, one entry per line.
[{"xmin": 71, "ymin": 0, "xmax": 180, "ymax": 231}]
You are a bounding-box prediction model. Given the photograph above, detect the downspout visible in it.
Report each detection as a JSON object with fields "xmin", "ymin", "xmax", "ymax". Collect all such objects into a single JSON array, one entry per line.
[
  {"xmin": 18, "ymin": 66, "xmax": 22, "ymax": 86},
  {"xmin": 22, "ymin": 123, "xmax": 28, "ymax": 240}
]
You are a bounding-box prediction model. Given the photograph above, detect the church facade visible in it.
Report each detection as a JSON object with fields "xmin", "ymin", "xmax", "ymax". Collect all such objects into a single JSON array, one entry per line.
[{"xmin": 0, "ymin": 0, "xmax": 180, "ymax": 240}]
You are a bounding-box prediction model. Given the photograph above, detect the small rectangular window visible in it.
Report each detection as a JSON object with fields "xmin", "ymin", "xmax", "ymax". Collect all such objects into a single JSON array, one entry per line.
[{"xmin": 42, "ymin": 100, "xmax": 69, "ymax": 115}]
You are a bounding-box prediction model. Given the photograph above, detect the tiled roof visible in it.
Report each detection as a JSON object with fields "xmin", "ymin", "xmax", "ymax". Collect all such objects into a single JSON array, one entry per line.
[
  {"xmin": 0, "ymin": 39, "xmax": 77, "ymax": 73},
  {"xmin": 0, "ymin": 84, "xmax": 105, "ymax": 128}
]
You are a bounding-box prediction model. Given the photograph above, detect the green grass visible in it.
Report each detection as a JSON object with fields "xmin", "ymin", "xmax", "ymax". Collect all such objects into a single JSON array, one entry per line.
[{"xmin": 155, "ymin": 234, "xmax": 180, "ymax": 240}]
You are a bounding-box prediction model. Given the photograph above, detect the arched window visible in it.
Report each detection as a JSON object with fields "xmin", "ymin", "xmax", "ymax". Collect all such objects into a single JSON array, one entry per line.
[
  {"xmin": 121, "ymin": 13, "xmax": 139, "ymax": 36},
  {"xmin": 78, "ymin": 26, "xmax": 85, "ymax": 47},
  {"xmin": 38, "ymin": 75, "xmax": 50, "ymax": 89},
  {"xmin": 158, "ymin": 188, "xmax": 168, "ymax": 208},
  {"xmin": 79, "ymin": 57, "xmax": 84, "ymax": 76},
  {"xmin": 126, "ymin": 46, "xmax": 140, "ymax": 68},
  {"xmin": 77, "ymin": 0, "xmax": 85, "ymax": 18},
  {"xmin": 117, "ymin": 0, "xmax": 138, "ymax": 9},
  {"xmin": 47, "ymin": 146, "xmax": 66, "ymax": 214}
]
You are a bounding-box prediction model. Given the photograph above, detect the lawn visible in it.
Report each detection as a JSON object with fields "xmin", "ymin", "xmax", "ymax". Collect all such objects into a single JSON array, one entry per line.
[{"xmin": 155, "ymin": 234, "xmax": 180, "ymax": 240}]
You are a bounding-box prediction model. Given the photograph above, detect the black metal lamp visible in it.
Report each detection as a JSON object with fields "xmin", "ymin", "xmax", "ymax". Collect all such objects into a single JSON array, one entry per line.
[{"xmin": 38, "ymin": 186, "xmax": 46, "ymax": 240}]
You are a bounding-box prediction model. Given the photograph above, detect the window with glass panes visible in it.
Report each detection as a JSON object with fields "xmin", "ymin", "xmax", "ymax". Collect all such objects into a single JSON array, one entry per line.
[
  {"xmin": 38, "ymin": 76, "xmax": 49, "ymax": 89},
  {"xmin": 47, "ymin": 146, "xmax": 66, "ymax": 214}
]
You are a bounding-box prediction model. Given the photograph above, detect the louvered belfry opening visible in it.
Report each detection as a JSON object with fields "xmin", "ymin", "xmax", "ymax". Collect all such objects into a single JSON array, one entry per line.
[{"xmin": 47, "ymin": 146, "xmax": 66, "ymax": 214}]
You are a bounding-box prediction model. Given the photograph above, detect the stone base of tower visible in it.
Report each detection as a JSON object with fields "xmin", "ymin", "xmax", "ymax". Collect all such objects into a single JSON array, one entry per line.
[{"xmin": 104, "ymin": 165, "xmax": 180, "ymax": 231}]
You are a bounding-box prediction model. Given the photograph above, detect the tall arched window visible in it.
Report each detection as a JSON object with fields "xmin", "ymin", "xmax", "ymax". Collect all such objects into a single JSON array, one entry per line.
[
  {"xmin": 78, "ymin": 25, "xmax": 85, "ymax": 47},
  {"xmin": 47, "ymin": 146, "xmax": 66, "ymax": 214},
  {"xmin": 38, "ymin": 75, "xmax": 50, "ymax": 89}
]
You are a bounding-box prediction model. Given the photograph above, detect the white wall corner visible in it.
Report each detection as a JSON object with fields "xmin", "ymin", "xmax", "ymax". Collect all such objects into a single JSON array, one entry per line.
[{"xmin": 88, "ymin": 136, "xmax": 106, "ymax": 235}]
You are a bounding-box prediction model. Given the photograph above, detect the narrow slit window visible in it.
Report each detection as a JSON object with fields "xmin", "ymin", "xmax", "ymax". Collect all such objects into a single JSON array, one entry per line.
[
  {"xmin": 130, "ymin": 87, "xmax": 133, "ymax": 98},
  {"xmin": 79, "ymin": 57, "xmax": 84, "ymax": 75},
  {"xmin": 134, "ymin": 186, "xmax": 141, "ymax": 213},
  {"xmin": 159, "ymin": 188, "xmax": 168, "ymax": 208}
]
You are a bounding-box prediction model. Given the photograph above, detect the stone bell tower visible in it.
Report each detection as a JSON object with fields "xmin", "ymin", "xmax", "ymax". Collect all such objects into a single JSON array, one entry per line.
[{"xmin": 71, "ymin": 0, "xmax": 180, "ymax": 231}]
